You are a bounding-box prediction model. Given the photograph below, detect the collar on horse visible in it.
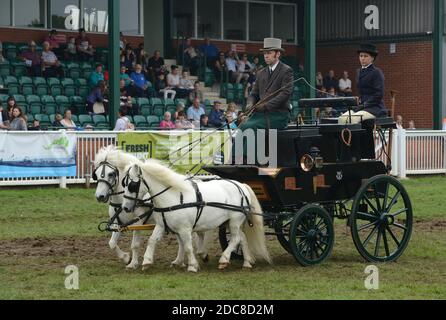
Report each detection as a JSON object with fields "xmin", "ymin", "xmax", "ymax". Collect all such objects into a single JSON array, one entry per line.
[{"xmin": 93, "ymin": 160, "xmax": 124, "ymax": 197}]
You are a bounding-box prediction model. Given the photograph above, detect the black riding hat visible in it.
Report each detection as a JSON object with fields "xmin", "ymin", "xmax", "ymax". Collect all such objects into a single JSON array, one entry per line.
[{"xmin": 357, "ymin": 43, "xmax": 378, "ymax": 57}]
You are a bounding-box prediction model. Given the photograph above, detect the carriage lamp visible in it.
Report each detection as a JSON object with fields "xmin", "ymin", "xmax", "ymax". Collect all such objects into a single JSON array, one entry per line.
[{"xmin": 300, "ymin": 154, "xmax": 315, "ymax": 172}]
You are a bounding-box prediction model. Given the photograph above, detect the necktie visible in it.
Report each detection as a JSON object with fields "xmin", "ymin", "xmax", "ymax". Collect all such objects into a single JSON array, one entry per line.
[{"xmin": 269, "ymin": 67, "xmax": 273, "ymax": 79}]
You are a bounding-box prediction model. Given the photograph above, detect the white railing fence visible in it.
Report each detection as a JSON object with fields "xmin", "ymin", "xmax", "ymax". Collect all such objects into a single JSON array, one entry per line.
[{"xmin": 0, "ymin": 130, "xmax": 445, "ymax": 187}]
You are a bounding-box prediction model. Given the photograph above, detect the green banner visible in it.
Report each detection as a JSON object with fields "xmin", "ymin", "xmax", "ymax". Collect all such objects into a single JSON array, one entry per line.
[{"xmin": 117, "ymin": 131, "xmax": 231, "ymax": 174}]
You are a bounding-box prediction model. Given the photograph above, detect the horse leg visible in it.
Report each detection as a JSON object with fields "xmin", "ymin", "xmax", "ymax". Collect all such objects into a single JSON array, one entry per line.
[
  {"xmin": 196, "ymin": 232, "xmax": 210, "ymax": 263},
  {"xmin": 171, "ymin": 234, "xmax": 186, "ymax": 268},
  {"xmin": 178, "ymin": 230, "xmax": 200, "ymax": 273},
  {"xmin": 218, "ymin": 220, "xmax": 242, "ymax": 270},
  {"xmin": 142, "ymin": 225, "xmax": 164, "ymax": 270},
  {"xmin": 126, "ymin": 230, "xmax": 142, "ymax": 270},
  {"xmin": 240, "ymin": 230, "xmax": 255, "ymax": 269},
  {"xmin": 109, "ymin": 231, "xmax": 130, "ymax": 265}
]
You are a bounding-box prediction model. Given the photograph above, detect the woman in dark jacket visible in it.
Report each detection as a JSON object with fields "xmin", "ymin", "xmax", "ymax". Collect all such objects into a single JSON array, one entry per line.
[{"xmin": 339, "ymin": 44, "xmax": 388, "ymax": 124}]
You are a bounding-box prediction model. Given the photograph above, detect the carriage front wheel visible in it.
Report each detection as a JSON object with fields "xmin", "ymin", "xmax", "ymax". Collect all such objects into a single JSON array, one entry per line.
[
  {"xmin": 289, "ymin": 204, "xmax": 334, "ymax": 266},
  {"xmin": 350, "ymin": 175, "xmax": 413, "ymax": 263}
]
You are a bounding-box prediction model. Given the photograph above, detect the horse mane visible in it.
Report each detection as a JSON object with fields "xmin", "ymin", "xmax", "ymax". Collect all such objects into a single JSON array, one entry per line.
[
  {"xmin": 137, "ymin": 159, "xmax": 192, "ymax": 192},
  {"xmin": 94, "ymin": 145, "xmax": 140, "ymax": 171}
]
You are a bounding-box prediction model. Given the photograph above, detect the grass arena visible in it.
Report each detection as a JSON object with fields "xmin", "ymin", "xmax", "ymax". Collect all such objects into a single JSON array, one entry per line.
[{"xmin": 1, "ymin": 175, "xmax": 445, "ymax": 300}]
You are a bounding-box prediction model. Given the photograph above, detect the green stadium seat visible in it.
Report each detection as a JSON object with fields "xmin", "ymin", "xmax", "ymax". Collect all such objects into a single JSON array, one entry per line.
[
  {"xmin": 48, "ymin": 78, "xmax": 63, "ymax": 96},
  {"xmin": 79, "ymin": 114, "xmax": 93, "ymax": 127},
  {"xmin": 35, "ymin": 114, "xmax": 51, "ymax": 127},
  {"xmin": 33, "ymin": 77, "xmax": 49, "ymax": 96},
  {"xmin": 80, "ymin": 62, "xmax": 93, "ymax": 79},
  {"xmin": 146, "ymin": 115, "xmax": 160, "ymax": 126},
  {"xmin": 61, "ymin": 78, "xmax": 77, "ymax": 97},
  {"xmin": 26, "ymin": 95, "xmax": 43, "ymax": 114},
  {"xmin": 175, "ymin": 98, "xmax": 188, "ymax": 107},
  {"xmin": 41, "ymin": 95, "xmax": 57, "ymax": 115},
  {"xmin": 0, "ymin": 62, "xmax": 11, "ymax": 77},
  {"xmin": 166, "ymin": 106, "xmax": 177, "ymax": 117},
  {"xmin": 4, "ymin": 44, "xmax": 17, "ymax": 61},
  {"xmin": 140, "ymin": 106, "xmax": 152, "ymax": 117},
  {"xmin": 93, "ymin": 114, "xmax": 109, "ymax": 130},
  {"xmin": 70, "ymin": 96, "xmax": 86, "ymax": 114},
  {"xmin": 13, "ymin": 94, "xmax": 28, "ymax": 112},
  {"xmin": 67, "ymin": 63, "xmax": 81, "ymax": 80},
  {"xmin": 19, "ymin": 76, "xmax": 34, "ymax": 95},
  {"xmin": 71, "ymin": 114, "xmax": 79, "ymax": 124},
  {"xmin": 12, "ymin": 62, "xmax": 27, "ymax": 77},
  {"xmin": 3, "ymin": 76, "xmax": 20, "ymax": 95},
  {"xmin": 55, "ymin": 95, "xmax": 71, "ymax": 114},
  {"xmin": 75, "ymin": 78, "xmax": 90, "ymax": 98},
  {"xmin": 150, "ymin": 97, "xmax": 163, "ymax": 107},
  {"xmin": 0, "ymin": 94, "xmax": 9, "ymax": 104},
  {"xmin": 152, "ymin": 105, "xmax": 165, "ymax": 118},
  {"xmin": 133, "ymin": 115, "xmax": 149, "ymax": 130},
  {"xmin": 26, "ymin": 113, "xmax": 34, "ymax": 125},
  {"xmin": 164, "ymin": 98, "xmax": 176, "ymax": 107}
]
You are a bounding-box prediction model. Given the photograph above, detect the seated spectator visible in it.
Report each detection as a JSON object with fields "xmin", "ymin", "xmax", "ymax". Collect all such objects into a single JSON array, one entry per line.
[
  {"xmin": 316, "ymin": 72, "xmax": 324, "ymax": 90},
  {"xmin": 200, "ymin": 114, "xmax": 211, "ymax": 129},
  {"xmin": 236, "ymin": 53, "xmax": 252, "ymax": 84},
  {"xmin": 28, "ymin": 119, "xmax": 41, "ymax": 131},
  {"xmin": 396, "ymin": 115, "xmax": 403, "ymax": 130},
  {"xmin": 89, "ymin": 63, "xmax": 105, "ymax": 88},
  {"xmin": 226, "ymin": 102, "xmax": 238, "ymax": 120},
  {"xmin": 147, "ymin": 50, "xmax": 166, "ymax": 83},
  {"xmin": 135, "ymin": 45, "xmax": 149, "ymax": 75},
  {"xmin": 53, "ymin": 112, "xmax": 64, "ymax": 128},
  {"xmin": 60, "ymin": 109, "xmax": 77, "ymax": 130},
  {"xmin": 180, "ymin": 70, "xmax": 195, "ymax": 90},
  {"xmin": 86, "ymin": 81, "xmax": 108, "ymax": 114},
  {"xmin": 208, "ymin": 101, "xmax": 225, "ymax": 128},
  {"xmin": 41, "ymin": 41, "xmax": 64, "ymax": 78},
  {"xmin": 174, "ymin": 102, "xmax": 185, "ymax": 120},
  {"xmin": 225, "ymin": 51, "xmax": 239, "ymax": 83},
  {"xmin": 20, "ymin": 41, "xmax": 42, "ymax": 77},
  {"xmin": 182, "ymin": 39, "xmax": 200, "ymax": 76},
  {"xmin": 76, "ymin": 28, "xmax": 95, "ymax": 61},
  {"xmin": 119, "ymin": 32, "xmax": 127, "ymax": 51},
  {"xmin": 9, "ymin": 106, "xmax": 27, "ymax": 131},
  {"xmin": 114, "ymin": 107, "xmax": 133, "ymax": 131},
  {"xmin": 120, "ymin": 66, "xmax": 131, "ymax": 87},
  {"xmin": 130, "ymin": 64, "xmax": 151, "ymax": 98},
  {"xmin": 175, "ymin": 110, "xmax": 194, "ymax": 129},
  {"xmin": 189, "ymin": 81, "xmax": 204, "ymax": 105},
  {"xmin": 248, "ymin": 56, "xmax": 261, "ymax": 84},
  {"xmin": 6, "ymin": 97, "xmax": 18, "ymax": 120},
  {"xmin": 408, "ymin": 120, "xmax": 416, "ymax": 130},
  {"xmin": 121, "ymin": 44, "xmax": 136, "ymax": 72},
  {"xmin": 225, "ymin": 114, "xmax": 238, "ymax": 130},
  {"xmin": 167, "ymin": 65, "xmax": 189, "ymax": 98},
  {"xmin": 119, "ymin": 80, "xmax": 138, "ymax": 116},
  {"xmin": 156, "ymin": 73, "xmax": 176, "ymax": 100},
  {"xmin": 338, "ymin": 71, "xmax": 353, "ymax": 97},
  {"xmin": 160, "ymin": 112, "xmax": 176, "ymax": 130},
  {"xmin": 214, "ymin": 52, "xmax": 227, "ymax": 82},
  {"xmin": 323, "ymin": 70, "xmax": 338, "ymax": 91},
  {"xmin": 0, "ymin": 103, "xmax": 10, "ymax": 130},
  {"xmin": 199, "ymin": 38, "xmax": 219, "ymax": 69},
  {"xmin": 45, "ymin": 29, "xmax": 65, "ymax": 58},
  {"xmin": 187, "ymin": 98, "xmax": 205, "ymax": 127},
  {"xmin": 65, "ymin": 37, "xmax": 77, "ymax": 61}
]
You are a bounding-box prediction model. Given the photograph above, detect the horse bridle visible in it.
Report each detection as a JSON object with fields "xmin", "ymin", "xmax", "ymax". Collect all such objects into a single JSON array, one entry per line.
[{"xmin": 93, "ymin": 161, "xmax": 123, "ymax": 197}]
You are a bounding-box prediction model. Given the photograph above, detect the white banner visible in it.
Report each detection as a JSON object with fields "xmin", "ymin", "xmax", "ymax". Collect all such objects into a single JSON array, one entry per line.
[{"xmin": 0, "ymin": 132, "xmax": 77, "ymax": 178}]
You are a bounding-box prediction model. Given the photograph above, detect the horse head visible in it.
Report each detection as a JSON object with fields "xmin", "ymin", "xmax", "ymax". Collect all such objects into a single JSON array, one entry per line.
[
  {"xmin": 93, "ymin": 161, "xmax": 120, "ymax": 203},
  {"xmin": 122, "ymin": 162, "xmax": 149, "ymax": 213}
]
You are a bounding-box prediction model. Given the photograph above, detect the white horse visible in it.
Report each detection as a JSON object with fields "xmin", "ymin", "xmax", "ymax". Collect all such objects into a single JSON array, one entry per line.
[
  {"xmin": 94, "ymin": 146, "xmax": 209, "ymax": 269},
  {"xmin": 122, "ymin": 159, "xmax": 272, "ymax": 273}
]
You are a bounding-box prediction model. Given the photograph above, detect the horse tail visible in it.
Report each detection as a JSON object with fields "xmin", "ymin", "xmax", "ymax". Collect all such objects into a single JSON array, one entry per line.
[{"xmin": 243, "ymin": 184, "xmax": 272, "ymax": 264}]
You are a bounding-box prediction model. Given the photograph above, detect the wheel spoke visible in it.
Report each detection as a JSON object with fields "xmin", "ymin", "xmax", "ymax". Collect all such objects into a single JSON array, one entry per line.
[
  {"xmin": 373, "ymin": 184, "xmax": 383, "ymax": 212},
  {"xmin": 315, "ymin": 241, "xmax": 325, "ymax": 253},
  {"xmin": 382, "ymin": 182, "xmax": 390, "ymax": 210},
  {"xmin": 385, "ymin": 190, "xmax": 401, "ymax": 212},
  {"xmin": 356, "ymin": 211, "xmax": 379, "ymax": 222},
  {"xmin": 390, "ymin": 208, "xmax": 408, "ymax": 217},
  {"xmin": 358, "ymin": 220, "xmax": 378, "ymax": 232},
  {"xmin": 364, "ymin": 195, "xmax": 380, "ymax": 215},
  {"xmin": 374, "ymin": 227, "xmax": 382, "ymax": 257},
  {"xmin": 393, "ymin": 222, "xmax": 407, "ymax": 231},
  {"xmin": 362, "ymin": 225, "xmax": 379, "ymax": 248},
  {"xmin": 382, "ymin": 228, "xmax": 391, "ymax": 257},
  {"xmin": 296, "ymin": 227, "xmax": 307, "ymax": 235},
  {"xmin": 385, "ymin": 225, "xmax": 401, "ymax": 247}
]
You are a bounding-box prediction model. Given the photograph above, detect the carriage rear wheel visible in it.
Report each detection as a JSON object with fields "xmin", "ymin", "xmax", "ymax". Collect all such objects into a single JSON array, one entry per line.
[
  {"xmin": 289, "ymin": 204, "xmax": 334, "ymax": 266},
  {"xmin": 350, "ymin": 175, "xmax": 413, "ymax": 263},
  {"xmin": 218, "ymin": 223, "xmax": 244, "ymax": 260}
]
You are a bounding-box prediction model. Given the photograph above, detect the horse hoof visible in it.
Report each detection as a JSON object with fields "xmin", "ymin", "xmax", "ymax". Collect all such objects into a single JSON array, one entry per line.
[
  {"xmin": 201, "ymin": 255, "xmax": 209, "ymax": 263},
  {"xmin": 122, "ymin": 253, "xmax": 131, "ymax": 265},
  {"xmin": 218, "ymin": 263, "xmax": 229, "ymax": 270},
  {"xmin": 126, "ymin": 263, "xmax": 139, "ymax": 270},
  {"xmin": 187, "ymin": 266, "xmax": 198, "ymax": 273},
  {"xmin": 141, "ymin": 263, "xmax": 152, "ymax": 271}
]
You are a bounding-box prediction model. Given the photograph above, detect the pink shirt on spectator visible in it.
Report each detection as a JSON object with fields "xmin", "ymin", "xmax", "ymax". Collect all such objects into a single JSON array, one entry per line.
[{"xmin": 160, "ymin": 120, "xmax": 175, "ymax": 130}]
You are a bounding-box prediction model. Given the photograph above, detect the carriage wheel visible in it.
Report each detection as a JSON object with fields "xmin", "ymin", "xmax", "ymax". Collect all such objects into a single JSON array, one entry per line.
[
  {"xmin": 289, "ymin": 205, "xmax": 334, "ymax": 266},
  {"xmin": 273, "ymin": 215, "xmax": 294, "ymax": 254},
  {"xmin": 218, "ymin": 223, "xmax": 244, "ymax": 260},
  {"xmin": 350, "ymin": 175, "xmax": 413, "ymax": 263}
]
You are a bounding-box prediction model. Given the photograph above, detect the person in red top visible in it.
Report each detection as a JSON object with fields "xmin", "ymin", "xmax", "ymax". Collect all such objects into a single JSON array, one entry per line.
[
  {"xmin": 76, "ymin": 28, "xmax": 95, "ymax": 61},
  {"xmin": 159, "ymin": 111, "xmax": 175, "ymax": 130},
  {"xmin": 20, "ymin": 40, "xmax": 42, "ymax": 77}
]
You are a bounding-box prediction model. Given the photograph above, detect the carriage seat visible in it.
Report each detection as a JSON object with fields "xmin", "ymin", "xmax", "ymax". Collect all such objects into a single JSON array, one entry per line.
[{"xmin": 362, "ymin": 117, "xmax": 397, "ymax": 130}]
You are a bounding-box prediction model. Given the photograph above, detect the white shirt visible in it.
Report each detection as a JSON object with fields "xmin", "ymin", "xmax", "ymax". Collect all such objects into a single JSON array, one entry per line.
[
  {"xmin": 42, "ymin": 50, "xmax": 58, "ymax": 64},
  {"xmin": 114, "ymin": 117, "xmax": 130, "ymax": 131},
  {"xmin": 269, "ymin": 61, "xmax": 280, "ymax": 73},
  {"xmin": 167, "ymin": 73, "xmax": 180, "ymax": 87},
  {"xmin": 362, "ymin": 63, "xmax": 372, "ymax": 69},
  {"xmin": 339, "ymin": 78, "xmax": 352, "ymax": 91},
  {"xmin": 226, "ymin": 58, "xmax": 237, "ymax": 72}
]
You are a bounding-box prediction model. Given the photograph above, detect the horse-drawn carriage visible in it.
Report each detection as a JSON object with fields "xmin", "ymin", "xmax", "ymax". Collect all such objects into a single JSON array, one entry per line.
[{"xmin": 204, "ymin": 97, "xmax": 413, "ymax": 266}]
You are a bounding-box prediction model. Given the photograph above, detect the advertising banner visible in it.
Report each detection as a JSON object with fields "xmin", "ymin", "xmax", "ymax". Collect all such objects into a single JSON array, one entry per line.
[{"xmin": 0, "ymin": 132, "xmax": 77, "ymax": 178}]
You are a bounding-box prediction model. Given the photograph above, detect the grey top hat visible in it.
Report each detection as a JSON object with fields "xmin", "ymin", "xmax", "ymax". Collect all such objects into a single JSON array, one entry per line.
[{"xmin": 260, "ymin": 38, "xmax": 285, "ymax": 52}]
